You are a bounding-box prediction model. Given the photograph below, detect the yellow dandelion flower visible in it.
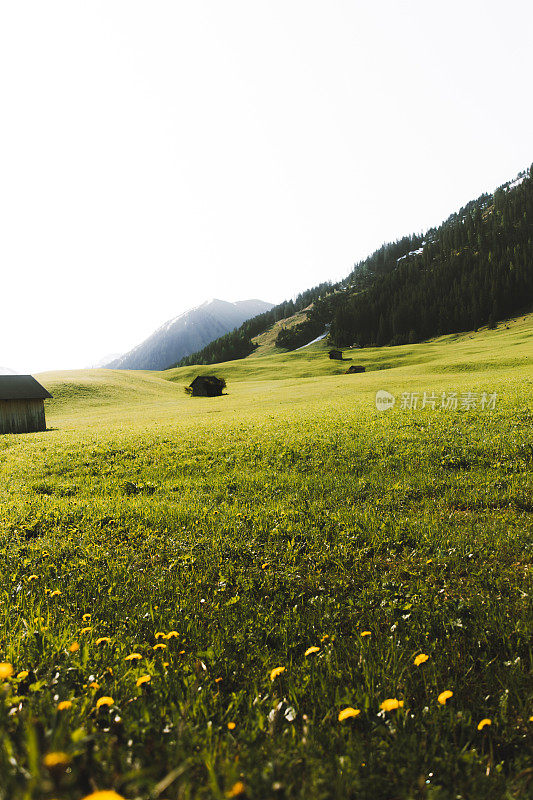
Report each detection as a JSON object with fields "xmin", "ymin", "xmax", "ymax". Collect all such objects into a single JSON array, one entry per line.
[
  {"xmin": 304, "ymin": 646, "xmax": 320, "ymax": 657},
  {"xmin": 82, "ymin": 613, "xmax": 91, "ymax": 622},
  {"xmin": 0, "ymin": 662, "xmax": 13, "ymax": 679},
  {"xmin": 28, "ymin": 574, "xmax": 38, "ymax": 581},
  {"xmin": 261, "ymin": 563, "xmax": 269, "ymax": 569},
  {"xmin": 164, "ymin": 631, "xmax": 179, "ymax": 639},
  {"xmin": 80, "ymin": 627, "xmax": 93, "ymax": 634},
  {"xmin": 155, "ymin": 632, "xmax": 166, "ymax": 639},
  {"xmin": 226, "ymin": 782, "xmax": 246, "ymax": 798},
  {"xmin": 414, "ymin": 653, "xmax": 429, "ymax": 666},
  {"xmin": 69, "ymin": 642, "xmax": 80, "ymax": 653},
  {"xmin": 338, "ymin": 707, "xmax": 361, "ymax": 721},
  {"xmin": 50, "ymin": 590, "xmax": 61, "ymax": 597},
  {"xmin": 96, "ymin": 637, "xmax": 111, "ymax": 645},
  {"xmin": 153, "ymin": 643, "xmax": 167, "ymax": 651},
  {"xmin": 438, "ymin": 690, "xmax": 453, "ymax": 705},
  {"xmin": 81, "ymin": 792, "xmax": 126, "ymax": 800},
  {"xmin": 477, "ymin": 718, "xmax": 491, "ymax": 730},
  {"xmin": 163, "ymin": 661, "xmax": 169, "ymax": 668},
  {"xmin": 16, "ymin": 670, "xmax": 29, "ymax": 680},
  {"xmin": 43, "ymin": 751, "xmax": 70, "ymax": 769},
  {"xmin": 136, "ymin": 674, "xmax": 151, "ymax": 688},
  {"xmin": 57, "ymin": 700, "xmax": 73, "ymax": 711},
  {"xmin": 380, "ymin": 698, "xmax": 404, "ymax": 711},
  {"xmin": 227, "ymin": 721, "xmax": 236, "ymax": 730},
  {"xmin": 125, "ymin": 653, "xmax": 142, "ymax": 661},
  {"xmin": 270, "ymin": 666, "xmax": 286, "ymax": 680},
  {"xmin": 360, "ymin": 631, "xmax": 371, "ymax": 637},
  {"xmin": 96, "ymin": 696, "xmax": 114, "ymax": 709},
  {"xmin": 178, "ymin": 649, "xmax": 186, "ymax": 655}
]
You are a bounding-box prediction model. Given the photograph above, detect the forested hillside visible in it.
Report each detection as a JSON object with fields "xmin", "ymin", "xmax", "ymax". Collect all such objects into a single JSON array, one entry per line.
[
  {"xmin": 316, "ymin": 167, "xmax": 533, "ymax": 346},
  {"xmin": 178, "ymin": 166, "xmax": 533, "ymax": 364},
  {"xmin": 175, "ymin": 283, "xmax": 334, "ymax": 367}
]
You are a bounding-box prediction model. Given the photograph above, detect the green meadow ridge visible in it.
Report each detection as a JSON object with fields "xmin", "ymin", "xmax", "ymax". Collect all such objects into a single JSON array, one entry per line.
[
  {"xmin": 0, "ymin": 315, "xmax": 532, "ymax": 799},
  {"xmin": 179, "ymin": 165, "xmax": 533, "ymax": 366}
]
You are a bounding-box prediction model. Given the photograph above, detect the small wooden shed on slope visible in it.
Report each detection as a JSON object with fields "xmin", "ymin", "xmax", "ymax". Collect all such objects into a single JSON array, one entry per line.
[
  {"xmin": 0, "ymin": 376, "xmax": 52, "ymax": 434},
  {"xmin": 345, "ymin": 365, "xmax": 365, "ymax": 374},
  {"xmin": 186, "ymin": 376, "xmax": 226, "ymax": 397}
]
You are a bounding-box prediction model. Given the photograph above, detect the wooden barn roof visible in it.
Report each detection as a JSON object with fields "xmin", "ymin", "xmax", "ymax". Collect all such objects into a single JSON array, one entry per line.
[
  {"xmin": 190, "ymin": 376, "xmax": 224, "ymax": 386},
  {"xmin": 0, "ymin": 376, "xmax": 52, "ymax": 400}
]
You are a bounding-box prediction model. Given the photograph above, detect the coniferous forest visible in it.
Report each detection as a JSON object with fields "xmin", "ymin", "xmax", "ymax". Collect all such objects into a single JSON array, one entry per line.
[{"xmin": 178, "ymin": 166, "xmax": 533, "ymax": 365}]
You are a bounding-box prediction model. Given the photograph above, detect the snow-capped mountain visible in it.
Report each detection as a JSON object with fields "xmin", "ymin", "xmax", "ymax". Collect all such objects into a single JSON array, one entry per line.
[{"xmin": 105, "ymin": 299, "xmax": 274, "ymax": 371}]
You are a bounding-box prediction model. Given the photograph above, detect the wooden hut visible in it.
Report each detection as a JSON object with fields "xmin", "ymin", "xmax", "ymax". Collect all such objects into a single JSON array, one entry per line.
[
  {"xmin": 0, "ymin": 376, "xmax": 52, "ymax": 434},
  {"xmin": 345, "ymin": 365, "xmax": 365, "ymax": 373},
  {"xmin": 186, "ymin": 376, "xmax": 226, "ymax": 397},
  {"xmin": 328, "ymin": 349, "xmax": 343, "ymax": 360}
]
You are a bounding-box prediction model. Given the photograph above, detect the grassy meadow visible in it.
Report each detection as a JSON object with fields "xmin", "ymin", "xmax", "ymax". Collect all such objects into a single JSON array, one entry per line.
[{"xmin": 0, "ymin": 315, "xmax": 532, "ymax": 799}]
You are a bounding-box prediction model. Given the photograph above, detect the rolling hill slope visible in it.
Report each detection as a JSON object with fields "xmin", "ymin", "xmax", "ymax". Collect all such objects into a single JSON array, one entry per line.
[{"xmin": 33, "ymin": 310, "xmax": 532, "ymax": 433}]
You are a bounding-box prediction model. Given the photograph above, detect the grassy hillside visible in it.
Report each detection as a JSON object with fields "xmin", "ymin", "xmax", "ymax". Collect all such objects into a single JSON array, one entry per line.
[
  {"xmin": 0, "ymin": 316, "xmax": 532, "ymax": 799},
  {"xmin": 249, "ymin": 306, "xmax": 312, "ymax": 357}
]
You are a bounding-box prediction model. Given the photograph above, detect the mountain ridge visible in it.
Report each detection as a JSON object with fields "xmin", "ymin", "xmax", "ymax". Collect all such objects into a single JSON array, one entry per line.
[{"xmin": 105, "ymin": 298, "xmax": 274, "ymax": 371}]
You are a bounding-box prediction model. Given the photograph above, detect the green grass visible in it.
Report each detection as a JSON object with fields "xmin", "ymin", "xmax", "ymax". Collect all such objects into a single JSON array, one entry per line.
[
  {"xmin": 0, "ymin": 315, "xmax": 532, "ymax": 799},
  {"xmin": 249, "ymin": 306, "xmax": 310, "ymax": 357}
]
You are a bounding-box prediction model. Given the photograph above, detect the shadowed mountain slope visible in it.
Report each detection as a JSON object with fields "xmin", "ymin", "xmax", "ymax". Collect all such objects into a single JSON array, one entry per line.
[{"xmin": 105, "ymin": 299, "xmax": 274, "ymax": 371}]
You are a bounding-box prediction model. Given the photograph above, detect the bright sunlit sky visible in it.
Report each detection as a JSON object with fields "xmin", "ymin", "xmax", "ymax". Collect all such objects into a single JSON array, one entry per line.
[{"xmin": 1, "ymin": 1, "xmax": 532, "ymax": 373}]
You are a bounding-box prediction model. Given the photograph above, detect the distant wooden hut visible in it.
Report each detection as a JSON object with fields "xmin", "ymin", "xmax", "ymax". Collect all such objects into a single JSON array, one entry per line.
[
  {"xmin": 0, "ymin": 376, "xmax": 52, "ymax": 434},
  {"xmin": 328, "ymin": 349, "xmax": 343, "ymax": 360},
  {"xmin": 345, "ymin": 365, "xmax": 365, "ymax": 374},
  {"xmin": 186, "ymin": 376, "xmax": 226, "ymax": 397}
]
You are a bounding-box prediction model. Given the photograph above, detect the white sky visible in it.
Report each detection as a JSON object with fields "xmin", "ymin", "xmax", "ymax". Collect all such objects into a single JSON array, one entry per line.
[{"xmin": 1, "ymin": 0, "xmax": 532, "ymax": 373}]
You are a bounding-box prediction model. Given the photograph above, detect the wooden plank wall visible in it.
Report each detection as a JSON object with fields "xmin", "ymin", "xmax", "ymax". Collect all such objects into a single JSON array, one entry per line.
[{"xmin": 0, "ymin": 399, "xmax": 46, "ymax": 434}]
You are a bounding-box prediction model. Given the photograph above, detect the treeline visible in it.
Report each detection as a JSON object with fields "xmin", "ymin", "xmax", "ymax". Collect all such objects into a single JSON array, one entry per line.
[
  {"xmin": 274, "ymin": 233, "xmax": 428, "ymax": 349},
  {"xmin": 275, "ymin": 318, "xmax": 325, "ymax": 350},
  {"xmin": 346, "ymin": 232, "xmax": 426, "ymax": 286},
  {"xmin": 178, "ymin": 166, "xmax": 533, "ymax": 364},
  {"xmin": 175, "ymin": 282, "xmax": 335, "ymax": 367}
]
